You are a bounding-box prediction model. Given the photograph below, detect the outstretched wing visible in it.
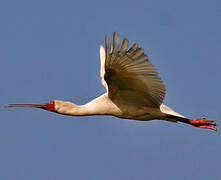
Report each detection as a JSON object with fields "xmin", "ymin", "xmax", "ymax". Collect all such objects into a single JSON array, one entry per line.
[
  {"xmin": 99, "ymin": 45, "xmax": 108, "ymax": 91},
  {"xmin": 99, "ymin": 32, "xmax": 165, "ymax": 108}
]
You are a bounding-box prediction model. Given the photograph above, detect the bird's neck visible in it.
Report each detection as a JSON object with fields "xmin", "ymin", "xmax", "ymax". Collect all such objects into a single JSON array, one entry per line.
[{"xmin": 55, "ymin": 94, "xmax": 120, "ymax": 116}]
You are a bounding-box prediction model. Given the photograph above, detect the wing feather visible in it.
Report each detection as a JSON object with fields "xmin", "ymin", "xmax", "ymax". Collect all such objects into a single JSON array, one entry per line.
[
  {"xmin": 120, "ymin": 38, "xmax": 129, "ymax": 52},
  {"xmin": 112, "ymin": 32, "xmax": 120, "ymax": 52},
  {"xmin": 99, "ymin": 45, "xmax": 108, "ymax": 91},
  {"xmin": 100, "ymin": 32, "xmax": 166, "ymax": 108}
]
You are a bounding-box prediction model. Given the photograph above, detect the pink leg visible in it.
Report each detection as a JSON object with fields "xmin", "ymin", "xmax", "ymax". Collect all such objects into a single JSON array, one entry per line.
[{"xmin": 189, "ymin": 118, "xmax": 217, "ymax": 131}]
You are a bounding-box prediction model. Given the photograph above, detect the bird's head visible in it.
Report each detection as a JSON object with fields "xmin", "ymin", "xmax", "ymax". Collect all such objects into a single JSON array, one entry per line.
[
  {"xmin": 3, "ymin": 100, "xmax": 77, "ymax": 115},
  {"xmin": 3, "ymin": 100, "xmax": 57, "ymax": 112}
]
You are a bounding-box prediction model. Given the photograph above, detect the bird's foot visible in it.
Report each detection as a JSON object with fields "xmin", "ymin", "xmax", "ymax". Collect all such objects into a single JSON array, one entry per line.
[{"xmin": 189, "ymin": 118, "xmax": 217, "ymax": 131}]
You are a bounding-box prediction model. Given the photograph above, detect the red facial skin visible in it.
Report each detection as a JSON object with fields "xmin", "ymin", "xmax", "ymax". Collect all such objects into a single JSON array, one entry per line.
[{"xmin": 45, "ymin": 101, "xmax": 56, "ymax": 111}]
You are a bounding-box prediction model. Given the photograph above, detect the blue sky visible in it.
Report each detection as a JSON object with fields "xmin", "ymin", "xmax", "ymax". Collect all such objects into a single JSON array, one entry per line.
[{"xmin": 0, "ymin": 0, "xmax": 221, "ymax": 179}]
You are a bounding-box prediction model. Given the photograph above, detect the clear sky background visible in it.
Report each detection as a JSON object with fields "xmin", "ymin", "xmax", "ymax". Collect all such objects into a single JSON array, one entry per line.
[{"xmin": 0, "ymin": 0, "xmax": 221, "ymax": 179}]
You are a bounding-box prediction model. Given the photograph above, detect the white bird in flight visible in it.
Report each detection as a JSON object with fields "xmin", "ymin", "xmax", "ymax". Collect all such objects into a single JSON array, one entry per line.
[{"xmin": 3, "ymin": 32, "xmax": 217, "ymax": 131}]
